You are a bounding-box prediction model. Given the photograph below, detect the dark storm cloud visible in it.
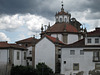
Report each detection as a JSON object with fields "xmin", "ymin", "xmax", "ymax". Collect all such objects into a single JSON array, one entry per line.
[
  {"xmin": 0, "ymin": 0, "xmax": 56, "ymax": 20},
  {"xmin": 86, "ymin": 0, "xmax": 100, "ymax": 12},
  {"xmin": 0, "ymin": 0, "xmax": 100, "ymax": 20}
]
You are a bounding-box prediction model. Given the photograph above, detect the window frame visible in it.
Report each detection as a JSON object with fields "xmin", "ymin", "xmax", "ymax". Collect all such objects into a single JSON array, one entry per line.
[
  {"xmin": 60, "ymin": 18, "xmax": 62, "ymax": 22},
  {"xmin": 24, "ymin": 52, "xmax": 26, "ymax": 60},
  {"xmin": 70, "ymin": 50, "xmax": 75, "ymax": 55},
  {"xmin": 80, "ymin": 50, "xmax": 84, "ymax": 55},
  {"xmin": 17, "ymin": 51, "xmax": 20, "ymax": 60},
  {"xmin": 95, "ymin": 63, "xmax": 100, "ymax": 70},
  {"xmin": 73, "ymin": 63, "xmax": 79, "ymax": 71},
  {"xmin": 87, "ymin": 38, "xmax": 91, "ymax": 43},
  {"xmin": 95, "ymin": 38, "xmax": 99, "ymax": 43},
  {"xmin": 29, "ymin": 51, "xmax": 32, "ymax": 54}
]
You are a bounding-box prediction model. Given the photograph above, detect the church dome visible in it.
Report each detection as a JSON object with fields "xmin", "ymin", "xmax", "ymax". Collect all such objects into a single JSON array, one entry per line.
[{"xmin": 46, "ymin": 22, "xmax": 78, "ymax": 33}]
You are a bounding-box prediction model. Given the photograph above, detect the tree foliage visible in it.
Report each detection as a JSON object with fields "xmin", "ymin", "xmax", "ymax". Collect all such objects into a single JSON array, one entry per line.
[
  {"xmin": 11, "ymin": 63, "xmax": 54, "ymax": 75},
  {"xmin": 11, "ymin": 65, "xmax": 36, "ymax": 75},
  {"xmin": 89, "ymin": 70, "xmax": 100, "ymax": 75},
  {"xmin": 35, "ymin": 63, "xmax": 54, "ymax": 75}
]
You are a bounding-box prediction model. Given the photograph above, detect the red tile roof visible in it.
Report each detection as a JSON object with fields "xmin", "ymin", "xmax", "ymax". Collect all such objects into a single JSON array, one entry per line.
[
  {"xmin": 45, "ymin": 35, "xmax": 65, "ymax": 45},
  {"xmin": 0, "ymin": 41, "xmax": 27, "ymax": 50},
  {"xmin": 0, "ymin": 41, "xmax": 9, "ymax": 48},
  {"xmin": 55, "ymin": 11, "xmax": 70, "ymax": 16},
  {"xmin": 88, "ymin": 28, "xmax": 100, "ymax": 37},
  {"xmin": 62, "ymin": 38, "xmax": 100, "ymax": 48},
  {"xmin": 16, "ymin": 37, "xmax": 39, "ymax": 44},
  {"xmin": 45, "ymin": 22, "xmax": 78, "ymax": 33}
]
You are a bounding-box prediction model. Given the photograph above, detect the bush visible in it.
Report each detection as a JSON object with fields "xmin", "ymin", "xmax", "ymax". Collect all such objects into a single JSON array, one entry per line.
[
  {"xmin": 11, "ymin": 63, "xmax": 54, "ymax": 75},
  {"xmin": 35, "ymin": 63, "xmax": 54, "ymax": 75},
  {"xmin": 89, "ymin": 70, "xmax": 100, "ymax": 75},
  {"xmin": 11, "ymin": 65, "xmax": 35, "ymax": 75}
]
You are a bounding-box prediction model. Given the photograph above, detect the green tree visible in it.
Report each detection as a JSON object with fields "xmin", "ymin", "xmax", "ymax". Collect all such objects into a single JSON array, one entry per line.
[
  {"xmin": 11, "ymin": 65, "xmax": 36, "ymax": 75},
  {"xmin": 89, "ymin": 70, "xmax": 100, "ymax": 75},
  {"xmin": 35, "ymin": 63, "xmax": 54, "ymax": 75}
]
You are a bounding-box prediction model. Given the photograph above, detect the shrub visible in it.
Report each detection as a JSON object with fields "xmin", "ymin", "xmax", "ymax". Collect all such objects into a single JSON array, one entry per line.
[{"xmin": 11, "ymin": 65, "xmax": 35, "ymax": 75}]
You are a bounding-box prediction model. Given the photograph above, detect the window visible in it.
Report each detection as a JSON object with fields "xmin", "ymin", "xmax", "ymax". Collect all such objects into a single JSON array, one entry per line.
[
  {"xmin": 95, "ymin": 38, "xmax": 99, "ymax": 43},
  {"xmin": 93, "ymin": 51, "xmax": 99, "ymax": 61},
  {"xmin": 60, "ymin": 18, "xmax": 62, "ymax": 22},
  {"xmin": 73, "ymin": 63, "xmax": 79, "ymax": 70},
  {"xmin": 64, "ymin": 61, "xmax": 66, "ymax": 64},
  {"xmin": 29, "ymin": 51, "xmax": 32, "ymax": 54},
  {"xmin": 65, "ymin": 18, "xmax": 67, "ymax": 22},
  {"xmin": 80, "ymin": 50, "xmax": 84, "ymax": 55},
  {"xmin": 24, "ymin": 52, "xmax": 26, "ymax": 60},
  {"xmin": 87, "ymin": 38, "xmax": 91, "ymax": 43},
  {"xmin": 56, "ymin": 18, "xmax": 58, "ymax": 22},
  {"xmin": 58, "ymin": 49, "xmax": 61, "ymax": 51},
  {"xmin": 70, "ymin": 50, "xmax": 75, "ymax": 55},
  {"xmin": 58, "ymin": 54, "xmax": 61, "ymax": 58},
  {"xmin": 17, "ymin": 52, "xmax": 20, "ymax": 60},
  {"xmin": 95, "ymin": 63, "xmax": 100, "ymax": 70},
  {"xmin": 25, "ymin": 44, "xmax": 28, "ymax": 47}
]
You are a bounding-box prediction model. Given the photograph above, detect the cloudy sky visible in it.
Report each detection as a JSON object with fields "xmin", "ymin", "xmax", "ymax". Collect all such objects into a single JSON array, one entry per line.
[{"xmin": 0, "ymin": 0, "xmax": 100, "ymax": 43}]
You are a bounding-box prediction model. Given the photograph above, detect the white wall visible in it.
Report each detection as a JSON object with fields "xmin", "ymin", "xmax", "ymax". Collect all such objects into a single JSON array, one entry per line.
[
  {"xmin": 0, "ymin": 49, "xmax": 8, "ymax": 64},
  {"xmin": 14, "ymin": 50, "xmax": 22, "ymax": 66},
  {"xmin": 55, "ymin": 15, "xmax": 69, "ymax": 23},
  {"xmin": 61, "ymin": 47, "xmax": 100, "ymax": 75},
  {"xmin": 68, "ymin": 34, "xmax": 78, "ymax": 44},
  {"xmin": 85, "ymin": 37, "xmax": 100, "ymax": 45},
  {"xmin": 35, "ymin": 37, "xmax": 55, "ymax": 72},
  {"xmin": 51, "ymin": 34, "xmax": 62, "ymax": 42}
]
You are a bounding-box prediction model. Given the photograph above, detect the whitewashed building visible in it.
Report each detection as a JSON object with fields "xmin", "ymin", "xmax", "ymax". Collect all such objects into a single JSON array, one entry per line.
[
  {"xmin": 35, "ymin": 3, "xmax": 86, "ymax": 73},
  {"xmin": 16, "ymin": 37, "xmax": 39, "ymax": 66},
  {"xmin": 0, "ymin": 41, "xmax": 27, "ymax": 75},
  {"xmin": 61, "ymin": 28, "xmax": 100, "ymax": 75},
  {"xmin": 35, "ymin": 35, "xmax": 65, "ymax": 73}
]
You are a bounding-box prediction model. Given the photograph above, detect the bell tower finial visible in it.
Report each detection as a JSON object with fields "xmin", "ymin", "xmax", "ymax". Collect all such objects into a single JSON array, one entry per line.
[{"xmin": 61, "ymin": 0, "xmax": 64, "ymax": 12}]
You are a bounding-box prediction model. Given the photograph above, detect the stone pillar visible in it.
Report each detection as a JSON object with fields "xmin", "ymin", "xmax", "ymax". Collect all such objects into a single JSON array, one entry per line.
[
  {"xmin": 78, "ymin": 34, "xmax": 81, "ymax": 40},
  {"xmin": 9, "ymin": 48, "xmax": 13, "ymax": 65},
  {"xmin": 7, "ymin": 48, "xmax": 13, "ymax": 75},
  {"xmin": 32, "ymin": 44, "xmax": 35, "ymax": 68},
  {"xmin": 55, "ymin": 45, "xmax": 59, "ymax": 73},
  {"xmin": 62, "ymin": 33, "xmax": 68, "ymax": 44}
]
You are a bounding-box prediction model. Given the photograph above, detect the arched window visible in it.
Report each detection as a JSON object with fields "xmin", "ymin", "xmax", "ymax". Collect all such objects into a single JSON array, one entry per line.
[
  {"xmin": 60, "ymin": 18, "xmax": 62, "ymax": 22},
  {"xmin": 56, "ymin": 18, "xmax": 58, "ymax": 22}
]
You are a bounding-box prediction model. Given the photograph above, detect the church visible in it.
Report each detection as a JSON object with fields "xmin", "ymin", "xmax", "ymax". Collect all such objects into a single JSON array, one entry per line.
[
  {"xmin": 34, "ymin": 2, "xmax": 100, "ymax": 75},
  {"xmin": 7, "ymin": 2, "xmax": 100, "ymax": 75}
]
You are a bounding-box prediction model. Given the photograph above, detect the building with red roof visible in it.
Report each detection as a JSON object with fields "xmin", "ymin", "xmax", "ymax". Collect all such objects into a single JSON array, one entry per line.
[
  {"xmin": 40, "ymin": 4, "xmax": 85, "ymax": 44},
  {"xmin": 35, "ymin": 3, "xmax": 86, "ymax": 73},
  {"xmin": 0, "ymin": 41, "xmax": 27, "ymax": 75},
  {"xmin": 61, "ymin": 28, "xmax": 100, "ymax": 75}
]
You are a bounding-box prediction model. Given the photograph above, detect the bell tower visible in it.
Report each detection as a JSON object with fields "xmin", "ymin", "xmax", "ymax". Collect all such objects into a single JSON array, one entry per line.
[{"xmin": 55, "ymin": 1, "xmax": 71, "ymax": 23}]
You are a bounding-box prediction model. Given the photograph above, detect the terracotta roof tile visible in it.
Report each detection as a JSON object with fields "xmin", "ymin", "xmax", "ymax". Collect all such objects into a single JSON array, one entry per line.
[
  {"xmin": 88, "ymin": 28, "xmax": 100, "ymax": 37},
  {"xmin": 0, "ymin": 41, "xmax": 27, "ymax": 50},
  {"xmin": 46, "ymin": 35, "xmax": 65, "ymax": 45},
  {"xmin": 62, "ymin": 38, "xmax": 100, "ymax": 48},
  {"xmin": 56, "ymin": 11, "xmax": 69, "ymax": 16},
  {"xmin": 0, "ymin": 41, "xmax": 9, "ymax": 48},
  {"xmin": 16, "ymin": 37, "xmax": 39, "ymax": 44},
  {"xmin": 45, "ymin": 22, "xmax": 78, "ymax": 33}
]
